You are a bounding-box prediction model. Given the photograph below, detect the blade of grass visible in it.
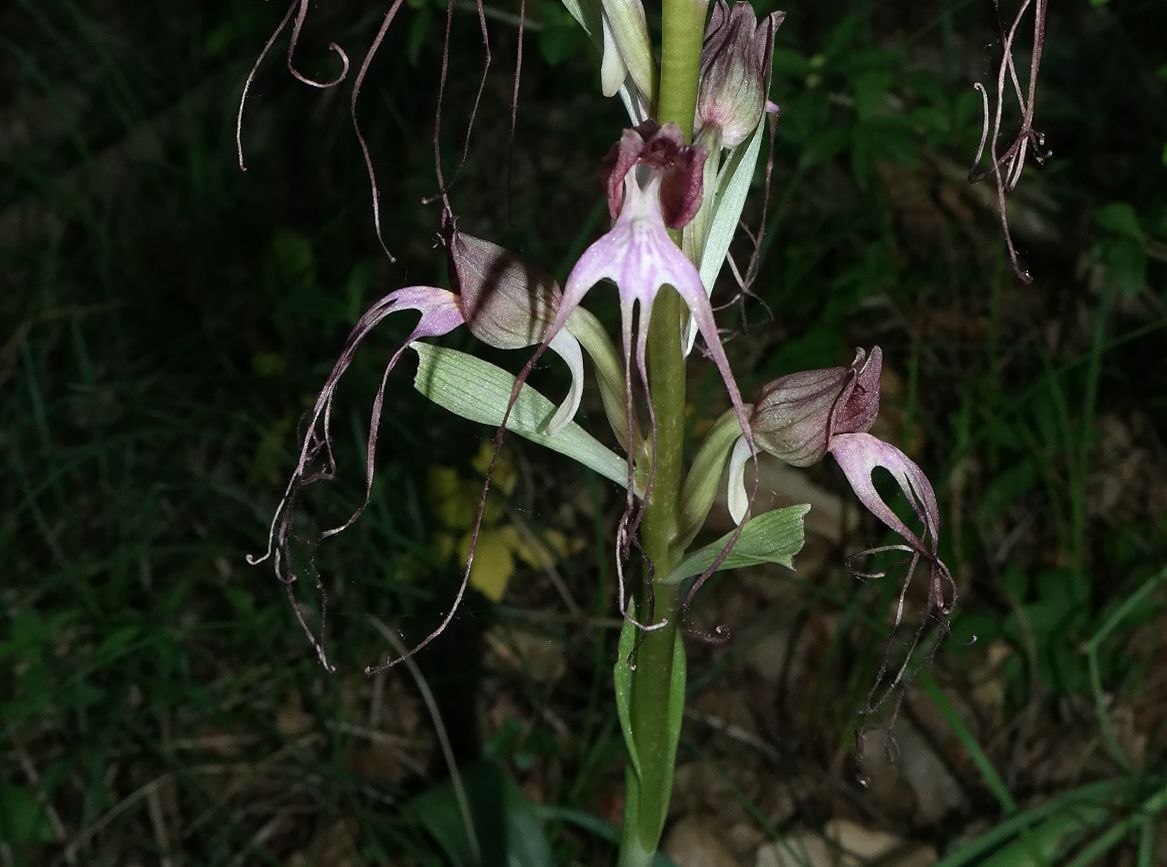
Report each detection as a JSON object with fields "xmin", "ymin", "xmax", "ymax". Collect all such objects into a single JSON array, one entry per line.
[
  {"xmin": 934, "ymin": 779, "xmax": 1127, "ymax": 866},
  {"xmin": 919, "ymin": 672, "xmax": 1017, "ymax": 814},
  {"xmin": 1082, "ymin": 568, "xmax": 1167, "ymax": 773},
  {"xmin": 1062, "ymin": 779, "xmax": 1167, "ymax": 867}
]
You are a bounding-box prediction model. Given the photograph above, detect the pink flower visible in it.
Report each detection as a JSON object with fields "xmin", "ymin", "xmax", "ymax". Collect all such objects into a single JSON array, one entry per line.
[
  {"xmin": 542, "ymin": 122, "xmax": 751, "ymax": 444},
  {"xmin": 728, "ymin": 348, "xmax": 954, "ymax": 621},
  {"xmin": 528, "ymin": 121, "xmax": 758, "ymax": 630}
]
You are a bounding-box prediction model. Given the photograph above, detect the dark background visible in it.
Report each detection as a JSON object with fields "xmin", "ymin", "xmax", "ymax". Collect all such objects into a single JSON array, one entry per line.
[{"xmin": 3, "ymin": 0, "xmax": 1166, "ymax": 864}]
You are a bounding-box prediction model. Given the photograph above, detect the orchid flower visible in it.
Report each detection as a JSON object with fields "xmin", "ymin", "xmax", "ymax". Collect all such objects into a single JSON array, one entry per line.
[
  {"xmin": 726, "ymin": 347, "xmax": 955, "ymax": 626},
  {"xmin": 524, "ymin": 120, "xmax": 758, "ymax": 631},
  {"xmin": 248, "ymin": 228, "xmax": 584, "ymax": 670}
]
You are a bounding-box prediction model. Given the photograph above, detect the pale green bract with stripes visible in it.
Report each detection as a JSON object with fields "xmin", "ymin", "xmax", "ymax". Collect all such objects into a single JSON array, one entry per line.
[
  {"xmin": 411, "ymin": 342, "xmax": 628, "ymax": 489},
  {"xmin": 663, "ymin": 503, "xmax": 809, "ymax": 585}
]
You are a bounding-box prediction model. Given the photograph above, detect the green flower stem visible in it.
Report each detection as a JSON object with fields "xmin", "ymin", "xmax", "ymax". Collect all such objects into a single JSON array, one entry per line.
[
  {"xmin": 657, "ymin": 0, "xmax": 709, "ymax": 144},
  {"xmin": 618, "ymin": 0, "xmax": 709, "ymax": 863}
]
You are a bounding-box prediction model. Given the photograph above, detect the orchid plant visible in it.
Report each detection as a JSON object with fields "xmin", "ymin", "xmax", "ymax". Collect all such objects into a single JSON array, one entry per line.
[{"xmin": 243, "ymin": 0, "xmax": 956, "ymax": 862}]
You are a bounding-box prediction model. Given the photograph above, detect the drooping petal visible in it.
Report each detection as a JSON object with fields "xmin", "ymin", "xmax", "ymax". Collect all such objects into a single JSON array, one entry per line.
[
  {"xmin": 320, "ymin": 287, "xmax": 464, "ymax": 539},
  {"xmin": 830, "ymin": 432, "xmax": 956, "ymax": 628},
  {"xmin": 546, "ymin": 328, "xmax": 585, "ymax": 434},
  {"xmin": 828, "ymin": 431, "xmax": 939, "ymax": 558},
  {"xmin": 248, "ymin": 285, "xmax": 463, "ymax": 670},
  {"xmin": 671, "ymin": 263, "xmax": 752, "ymax": 443}
]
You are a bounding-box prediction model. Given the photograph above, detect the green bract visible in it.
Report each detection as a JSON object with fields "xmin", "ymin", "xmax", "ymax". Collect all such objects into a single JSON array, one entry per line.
[
  {"xmin": 410, "ymin": 342, "xmax": 630, "ymax": 490},
  {"xmin": 664, "ymin": 504, "xmax": 809, "ymax": 585}
]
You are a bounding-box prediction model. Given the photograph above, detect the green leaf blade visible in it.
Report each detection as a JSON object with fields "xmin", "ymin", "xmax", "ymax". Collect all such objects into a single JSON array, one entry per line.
[
  {"xmin": 663, "ymin": 504, "xmax": 810, "ymax": 585},
  {"xmin": 412, "ymin": 342, "xmax": 628, "ymax": 489}
]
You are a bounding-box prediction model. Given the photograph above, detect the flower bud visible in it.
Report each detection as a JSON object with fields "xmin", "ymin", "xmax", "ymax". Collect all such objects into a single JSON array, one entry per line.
[
  {"xmin": 727, "ymin": 348, "xmax": 881, "ymax": 522},
  {"xmin": 443, "ymin": 221, "xmax": 586, "ymax": 434},
  {"xmin": 445, "ymin": 228, "xmax": 560, "ymax": 351},
  {"xmin": 751, "ymin": 347, "xmax": 881, "ymax": 466},
  {"xmin": 599, "ymin": 0, "xmax": 656, "ymax": 104},
  {"xmin": 696, "ymin": 1, "xmax": 783, "ymax": 148}
]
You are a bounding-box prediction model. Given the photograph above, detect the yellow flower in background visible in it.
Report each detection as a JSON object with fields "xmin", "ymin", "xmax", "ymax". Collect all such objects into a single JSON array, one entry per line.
[{"xmin": 427, "ymin": 443, "xmax": 581, "ymax": 602}]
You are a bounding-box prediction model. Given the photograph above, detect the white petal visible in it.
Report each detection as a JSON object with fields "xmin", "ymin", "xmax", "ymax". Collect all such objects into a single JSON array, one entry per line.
[
  {"xmin": 546, "ymin": 327, "xmax": 586, "ymax": 434},
  {"xmin": 727, "ymin": 435, "xmax": 752, "ymax": 524},
  {"xmin": 682, "ymin": 314, "xmax": 699, "ymax": 355},
  {"xmin": 600, "ymin": 14, "xmax": 627, "ymax": 98}
]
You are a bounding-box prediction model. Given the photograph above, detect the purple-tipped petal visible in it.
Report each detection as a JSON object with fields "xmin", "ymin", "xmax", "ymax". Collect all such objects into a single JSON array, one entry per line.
[
  {"xmin": 601, "ymin": 123, "xmax": 654, "ymax": 219},
  {"xmin": 380, "ymin": 286, "xmax": 466, "ymax": 341},
  {"xmin": 748, "ymin": 347, "xmax": 881, "ymax": 467},
  {"xmin": 249, "ymin": 285, "xmax": 463, "ymax": 670},
  {"xmin": 600, "ymin": 121, "xmax": 707, "ymax": 228},
  {"xmin": 830, "ymin": 347, "xmax": 882, "ymax": 436}
]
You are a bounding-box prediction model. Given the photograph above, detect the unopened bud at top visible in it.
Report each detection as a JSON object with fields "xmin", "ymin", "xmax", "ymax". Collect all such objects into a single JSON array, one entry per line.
[
  {"xmin": 445, "ymin": 225, "xmax": 559, "ymax": 351},
  {"xmin": 599, "ymin": 0, "xmax": 656, "ymax": 104},
  {"xmin": 751, "ymin": 347, "xmax": 881, "ymax": 466},
  {"xmin": 696, "ymin": 0, "xmax": 783, "ymax": 147}
]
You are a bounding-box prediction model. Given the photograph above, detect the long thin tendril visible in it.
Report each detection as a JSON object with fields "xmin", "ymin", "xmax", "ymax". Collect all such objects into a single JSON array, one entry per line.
[
  {"xmin": 365, "ymin": 332, "xmax": 551, "ymax": 675},
  {"xmin": 427, "ymin": 0, "xmax": 492, "ymax": 212},
  {"xmin": 236, "ymin": 0, "xmax": 297, "ymax": 171},
  {"xmin": 237, "ymin": 0, "xmax": 350, "ymax": 171},
  {"xmin": 505, "ymin": 0, "xmax": 527, "ymax": 226},
  {"xmin": 286, "ymin": 0, "xmax": 350, "ymax": 88},
  {"xmin": 349, "ymin": 0, "xmax": 409, "ymax": 263},
  {"xmin": 969, "ymin": 0, "xmax": 1049, "ymax": 283}
]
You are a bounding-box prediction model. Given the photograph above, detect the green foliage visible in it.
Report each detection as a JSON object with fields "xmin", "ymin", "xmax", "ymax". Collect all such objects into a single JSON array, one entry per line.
[
  {"xmin": 665, "ymin": 504, "xmax": 809, "ymax": 585},
  {"xmin": 1093, "ymin": 202, "xmax": 1147, "ymax": 295},
  {"xmin": 537, "ymin": 4, "xmax": 591, "ymax": 67},
  {"xmin": 409, "ymin": 761, "xmax": 555, "ymax": 867},
  {"xmin": 614, "ymin": 600, "xmax": 687, "ymax": 866},
  {"xmin": 3, "ymin": 0, "xmax": 1165, "ymax": 863},
  {"xmin": 411, "ymin": 342, "xmax": 628, "ymax": 487}
]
